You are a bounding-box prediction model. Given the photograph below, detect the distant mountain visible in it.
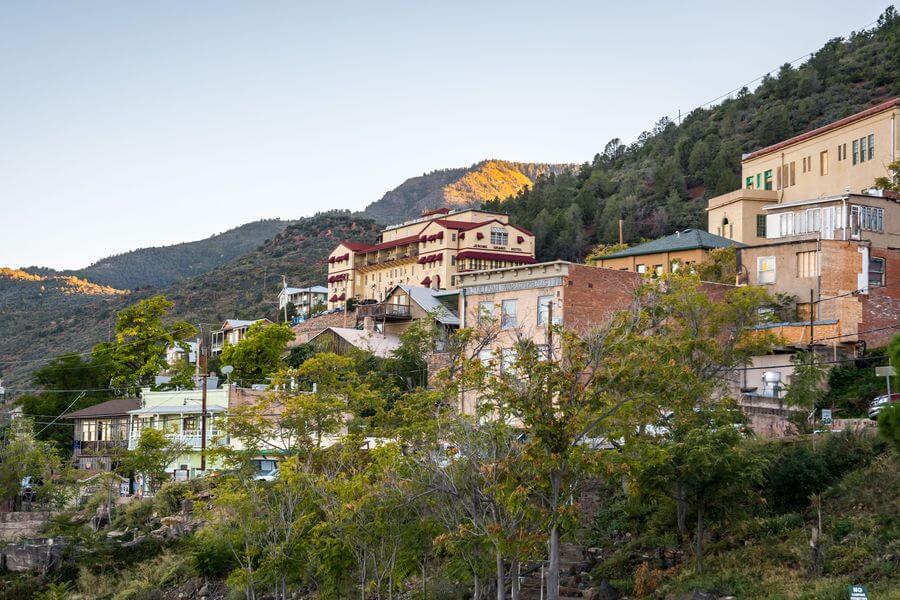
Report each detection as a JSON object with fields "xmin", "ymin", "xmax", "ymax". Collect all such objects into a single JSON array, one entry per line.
[
  {"xmin": 22, "ymin": 219, "xmax": 297, "ymax": 290},
  {"xmin": 0, "ymin": 212, "xmax": 380, "ymax": 389},
  {"xmin": 363, "ymin": 159, "xmax": 573, "ymax": 224}
]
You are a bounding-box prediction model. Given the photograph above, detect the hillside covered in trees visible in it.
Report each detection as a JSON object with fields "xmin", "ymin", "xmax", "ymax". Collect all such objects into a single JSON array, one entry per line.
[
  {"xmin": 484, "ymin": 8, "xmax": 900, "ymax": 261},
  {"xmin": 364, "ymin": 159, "xmax": 572, "ymax": 224},
  {"xmin": 22, "ymin": 219, "xmax": 297, "ymax": 290},
  {"xmin": 0, "ymin": 212, "xmax": 380, "ymax": 389}
]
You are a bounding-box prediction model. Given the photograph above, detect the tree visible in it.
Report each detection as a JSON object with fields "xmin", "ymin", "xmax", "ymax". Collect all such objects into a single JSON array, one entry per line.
[
  {"xmin": 874, "ymin": 159, "xmax": 900, "ymax": 191},
  {"xmin": 0, "ymin": 417, "xmax": 66, "ymax": 508},
  {"xmin": 92, "ymin": 295, "xmax": 196, "ymax": 389},
  {"xmin": 695, "ymin": 246, "xmax": 738, "ymax": 284},
  {"xmin": 16, "ymin": 353, "xmax": 114, "ymax": 453},
  {"xmin": 120, "ymin": 428, "xmax": 188, "ymax": 494},
  {"xmin": 632, "ymin": 407, "xmax": 768, "ymax": 573},
  {"xmin": 219, "ymin": 322, "xmax": 295, "ymax": 386}
]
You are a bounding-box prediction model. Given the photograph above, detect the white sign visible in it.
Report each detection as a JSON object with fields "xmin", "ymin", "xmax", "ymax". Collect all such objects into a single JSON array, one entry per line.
[
  {"xmin": 464, "ymin": 277, "xmax": 563, "ymax": 296},
  {"xmin": 875, "ymin": 366, "xmax": 896, "ymax": 377},
  {"xmin": 849, "ymin": 584, "xmax": 868, "ymax": 599},
  {"xmin": 821, "ymin": 409, "xmax": 833, "ymax": 426}
]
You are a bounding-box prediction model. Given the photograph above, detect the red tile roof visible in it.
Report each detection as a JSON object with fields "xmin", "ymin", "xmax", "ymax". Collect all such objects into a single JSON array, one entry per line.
[
  {"xmin": 338, "ymin": 241, "xmax": 371, "ymax": 252},
  {"xmin": 744, "ymin": 98, "xmax": 900, "ymax": 161},
  {"xmin": 456, "ymin": 251, "xmax": 537, "ymax": 264},
  {"xmin": 420, "ymin": 207, "xmax": 451, "ymax": 217}
]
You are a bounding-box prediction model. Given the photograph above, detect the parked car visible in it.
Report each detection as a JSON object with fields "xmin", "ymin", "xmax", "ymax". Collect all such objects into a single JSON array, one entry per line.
[
  {"xmin": 868, "ymin": 393, "xmax": 900, "ymax": 420},
  {"xmin": 253, "ymin": 468, "xmax": 279, "ymax": 482}
]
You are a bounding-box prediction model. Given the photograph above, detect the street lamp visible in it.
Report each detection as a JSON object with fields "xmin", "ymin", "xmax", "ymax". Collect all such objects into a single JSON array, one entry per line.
[{"xmin": 221, "ymin": 365, "xmax": 234, "ymax": 385}]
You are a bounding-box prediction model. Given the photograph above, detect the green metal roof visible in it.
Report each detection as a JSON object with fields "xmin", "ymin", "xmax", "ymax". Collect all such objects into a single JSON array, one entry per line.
[{"xmin": 603, "ymin": 229, "xmax": 744, "ymax": 259}]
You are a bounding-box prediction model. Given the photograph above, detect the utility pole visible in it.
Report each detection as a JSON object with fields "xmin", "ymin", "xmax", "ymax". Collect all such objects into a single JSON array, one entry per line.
[
  {"xmin": 282, "ymin": 275, "xmax": 288, "ymax": 323},
  {"xmin": 618, "ymin": 219, "xmax": 624, "ymax": 245},
  {"xmin": 808, "ymin": 289, "xmax": 815, "ymax": 349},
  {"xmin": 198, "ymin": 324, "xmax": 208, "ymax": 472}
]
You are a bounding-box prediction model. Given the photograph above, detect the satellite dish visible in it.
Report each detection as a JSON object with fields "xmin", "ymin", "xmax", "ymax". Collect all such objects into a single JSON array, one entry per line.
[{"xmin": 221, "ymin": 365, "xmax": 234, "ymax": 375}]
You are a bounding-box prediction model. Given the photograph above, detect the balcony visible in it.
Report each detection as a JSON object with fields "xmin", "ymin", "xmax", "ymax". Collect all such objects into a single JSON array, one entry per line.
[
  {"xmin": 129, "ymin": 430, "xmax": 227, "ymax": 451},
  {"xmin": 74, "ymin": 439, "xmax": 128, "ymax": 454},
  {"xmin": 356, "ymin": 302, "xmax": 412, "ymax": 321}
]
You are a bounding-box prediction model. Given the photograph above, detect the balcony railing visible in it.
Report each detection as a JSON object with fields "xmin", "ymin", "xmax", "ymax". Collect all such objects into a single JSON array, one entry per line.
[
  {"xmin": 75, "ymin": 440, "xmax": 128, "ymax": 454},
  {"xmin": 129, "ymin": 430, "xmax": 227, "ymax": 451},
  {"xmin": 356, "ymin": 303, "xmax": 412, "ymax": 321}
]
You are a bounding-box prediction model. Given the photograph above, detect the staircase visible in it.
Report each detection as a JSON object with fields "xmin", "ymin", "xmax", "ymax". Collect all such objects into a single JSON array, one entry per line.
[{"xmin": 518, "ymin": 542, "xmax": 591, "ymax": 600}]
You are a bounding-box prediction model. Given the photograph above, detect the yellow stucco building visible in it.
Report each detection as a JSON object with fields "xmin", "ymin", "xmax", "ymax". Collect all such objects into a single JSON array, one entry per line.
[{"xmin": 326, "ymin": 208, "xmax": 536, "ymax": 308}]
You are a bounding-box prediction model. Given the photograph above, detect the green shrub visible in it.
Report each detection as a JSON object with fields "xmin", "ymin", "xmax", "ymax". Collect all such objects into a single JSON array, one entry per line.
[
  {"xmin": 114, "ymin": 499, "xmax": 156, "ymax": 530},
  {"xmin": 763, "ymin": 432, "xmax": 877, "ymax": 513},
  {"xmin": 877, "ymin": 403, "xmax": 900, "ymax": 452},
  {"xmin": 191, "ymin": 528, "xmax": 237, "ymax": 577}
]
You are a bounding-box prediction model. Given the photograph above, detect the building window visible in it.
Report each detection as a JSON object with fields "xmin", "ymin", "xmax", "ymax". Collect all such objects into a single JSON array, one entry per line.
[
  {"xmin": 757, "ymin": 256, "xmax": 776, "ymax": 284},
  {"xmin": 763, "ymin": 169, "xmax": 773, "ymax": 190},
  {"xmin": 801, "ymin": 157, "xmax": 807, "ymax": 173},
  {"xmin": 756, "ymin": 214, "xmax": 767, "ymax": 238},
  {"xmin": 536, "ymin": 344, "xmax": 551, "ymax": 361},
  {"xmin": 745, "ymin": 176, "xmax": 754, "ymax": 189},
  {"xmin": 500, "ymin": 348, "xmax": 517, "ymax": 372},
  {"xmin": 852, "ymin": 139, "xmax": 859, "ymax": 165},
  {"xmin": 490, "ymin": 227, "xmax": 508, "ymax": 246},
  {"xmin": 868, "ymin": 134, "xmax": 874, "ymax": 160},
  {"xmin": 478, "ymin": 348, "xmax": 493, "ymax": 366},
  {"xmin": 636, "ymin": 264, "xmax": 647, "ymax": 274},
  {"xmin": 756, "ymin": 173, "xmax": 762, "ymax": 189},
  {"xmin": 451, "ymin": 233, "xmax": 457, "ymax": 241},
  {"xmin": 819, "ymin": 150, "xmax": 828, "ymax": 176},
  {"xmin": 537, "ymin": 295, "xmax": 554, "ymax": 325},
  {"xmin": 478, "ymin": 301, "xmax": 494, "ymax": 324},
  {"xmin": 797, "ymin": 251, "xmax": 819, "ymax": 278},
  {"xmin": 501, "ymin": 299, "xmax": 517, "ymax": 329},
  {"xmin": 653, "ymin": 265, "xmax": 664, "ymax": 276},
  {"xmin": 858, "ymin": 205, "xmax": 884, "ymax": 232},
  {"xmin": 869, "ymin": 257, "xmax": 885, "ymax": 287}
]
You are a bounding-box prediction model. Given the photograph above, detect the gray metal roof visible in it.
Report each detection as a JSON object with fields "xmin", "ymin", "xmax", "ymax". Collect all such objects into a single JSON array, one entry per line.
[
  {"xmin": 395, "ymin": 285, "xmax": 460, "ymax": 326},
  {"xmin": 603, "ymin": 229, "xmax": 744, "ymax": 259}
]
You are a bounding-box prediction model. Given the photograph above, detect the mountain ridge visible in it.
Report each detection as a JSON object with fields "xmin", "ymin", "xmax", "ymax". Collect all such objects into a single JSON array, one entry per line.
[{"xmin": 363, "ymin": 159, "xmax": 573, "ymax": 224}]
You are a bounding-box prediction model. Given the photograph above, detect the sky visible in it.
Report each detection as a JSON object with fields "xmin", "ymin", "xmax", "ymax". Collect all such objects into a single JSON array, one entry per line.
[{"xmin": 0, "ymin": 0, "xmax": 890, "ymax": 269}]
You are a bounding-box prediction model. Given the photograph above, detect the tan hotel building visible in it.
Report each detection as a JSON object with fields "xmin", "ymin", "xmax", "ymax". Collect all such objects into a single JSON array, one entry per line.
[{"xmin": 326, "ymin": 208, "xmax": 536, "ymax": 308}]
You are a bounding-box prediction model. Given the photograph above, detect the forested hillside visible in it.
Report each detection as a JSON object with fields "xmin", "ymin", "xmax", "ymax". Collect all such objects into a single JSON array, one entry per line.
[
  {"xmin": 484, "ymin": 8, "xmax": 900, "ymax": 261},
  {"xmin": 0, "ymin": 212, "xmax": 380, "ymax": 389},
  {"xmin": 364, "ymin": 159, "xmax": 571, "ymax": 224},
  {"xmin": 38, "ymin": 219, "xmax": 297, "ymax": 290}
]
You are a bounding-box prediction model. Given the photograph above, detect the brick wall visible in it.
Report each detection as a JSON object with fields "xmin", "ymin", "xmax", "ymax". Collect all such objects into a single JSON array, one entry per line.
[
  {"xmin": 562, "ymin": 265, "xmax": 642, "ymax": 334},
  {"xmin": 861, "ymin": 247, "xmax": 900, "ymax": 348}
]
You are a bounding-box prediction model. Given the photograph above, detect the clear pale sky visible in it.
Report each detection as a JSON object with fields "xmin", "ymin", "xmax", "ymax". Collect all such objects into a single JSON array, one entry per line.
[{"xmin": 0, "ymin": 1, "xmax": 888, "ymax": 269}]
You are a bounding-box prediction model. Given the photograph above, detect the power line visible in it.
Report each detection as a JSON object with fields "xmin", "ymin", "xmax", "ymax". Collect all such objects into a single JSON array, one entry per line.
[{"xmin": 669, "ymin": 16, "xmax": 882, "ymax": 123}]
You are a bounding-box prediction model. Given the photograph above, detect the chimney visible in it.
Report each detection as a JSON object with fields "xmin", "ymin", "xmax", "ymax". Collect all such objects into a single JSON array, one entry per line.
[{"xmin": 363, "ymin": 316, "xmax": 376, "ymax": 333}]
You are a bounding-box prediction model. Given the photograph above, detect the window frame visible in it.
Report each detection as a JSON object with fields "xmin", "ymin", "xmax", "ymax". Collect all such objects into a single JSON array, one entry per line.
[
  {"xmin": 756, "ymin": 214, "xmax": 767, "ymax": 238},
  {"xmin": 500, "ymin": 299, "xmax": 518, "ymax": 330},
  {"xmin": 537, "ymin": 295, "xmax": 554, "ymax": 326},
  {"xmin": 757, "ymin": 256, "xmax": 776, "ymax": 284},
  {"xmin": 478, "ymin": 301, "xmax": 494, "ymax": 324},
  {"xmin": 868, "ymin": 257, "xmax": 885, "ymax": 287}
]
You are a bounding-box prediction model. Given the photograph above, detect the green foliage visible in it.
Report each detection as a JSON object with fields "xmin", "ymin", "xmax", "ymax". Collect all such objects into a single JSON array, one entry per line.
[
  {"xmin": 784, "ymin": 351, "xmax": 828, "ymax": 410},
  {"xmin": 119, "ymin": 429, "xmax": 187, "ymax": 493},
  {"xmin": 32, "ymin": 582, "xmax": 72, "ymax": 600},
  {"xmin": 191, "ymin": 528, "xmax": 238, "ymax": 577},
  {"xmin": 877, "ymin": 404, "xmax": 900, "ymax": 452},
  {"xmin": 822, "ymin": 349, "xmax": 888, "ymax": 416},
  {"xmin": 873, "ymin": 159, "xmax": 900, "ymax": 191},
  {"xmin": 93, "ymin": 295, "xmax": 196, "ymax": 389},
  {"xmin": 761, "ymin": 431, "xmax": 879, "ymax": 513},
  {"xmin": 694, "ymin": 246, "xmax": 738, "ymax": 284},
  {"xmin": 16, "ymin": 352, "xmax": 115, "ymax": 453},
  {"xmin": 483, "ymin": 11, "xmax": 900, "ymax": 261},
  {"xmin": 0, "ymin": 417, "xmax": 66, "ymax": 505},
  {"xmin": 219, "ymin": 321, "xmax": 295, "ymax": 386}
]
